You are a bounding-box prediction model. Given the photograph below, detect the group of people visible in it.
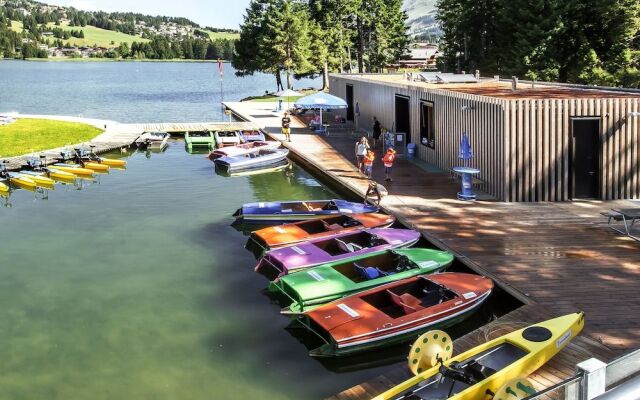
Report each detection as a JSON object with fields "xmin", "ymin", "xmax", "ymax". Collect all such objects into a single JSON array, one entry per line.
[
  {"xmin": 283, "ymin": 111, "xmax": 396, "ymax": 182},
  {"xmin": 354, "ymin": 116, "xmax": 396, "ymax": 182}
]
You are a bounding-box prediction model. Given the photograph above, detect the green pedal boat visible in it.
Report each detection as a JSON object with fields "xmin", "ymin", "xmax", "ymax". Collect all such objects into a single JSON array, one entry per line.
[{"xmin": 270, "ymin": 248, "xmax": 455, "ymax": 315}]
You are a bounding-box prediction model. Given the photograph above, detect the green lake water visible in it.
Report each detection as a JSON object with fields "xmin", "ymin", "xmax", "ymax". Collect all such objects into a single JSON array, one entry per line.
[{"xmin": 0, "ymin": 142, "xmax": 403, "ymax": 399}]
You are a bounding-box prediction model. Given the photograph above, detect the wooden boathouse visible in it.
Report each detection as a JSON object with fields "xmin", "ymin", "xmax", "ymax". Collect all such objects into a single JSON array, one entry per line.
[{"xmin": 329, "ymin": 73, "xmax": 640, "ymax": 202}]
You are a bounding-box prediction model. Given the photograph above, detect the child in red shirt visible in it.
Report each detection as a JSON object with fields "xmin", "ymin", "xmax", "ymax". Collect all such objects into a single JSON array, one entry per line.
[
  {"xmin": 382, "ymin": 148, "xmax": 396, "ymax": 181},
  {"xmin": 363, "ymin": 150, "xmax": 375, "ymax": 178}
]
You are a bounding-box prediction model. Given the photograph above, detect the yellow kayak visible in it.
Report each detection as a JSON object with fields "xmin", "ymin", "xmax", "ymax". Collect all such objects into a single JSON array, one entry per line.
[
  {"xmin": 50, "ymin": 164, "xmax": 95, "ymax": 177},
  {"xmin": 17, "ymin": 171, "xmax": 56, "ymax": 190},
  {"xmin": 0, "ymin": 181, "xmax": 9, "ymax": 196},
  {"xmin": 97, "ymin": 157, "xmax": 127, "ymax": 168},
  {"xmin": 373, "ymin": 312, "xmax": 584, "ymax": 400},
  {"xmin": 46, "ymin": 169, "xmax": 77, "ymax": 183},
  {"xmin": 7, "ymin": 173, "xmax": 37, "ymax": 191},
  {"xmin": 81, "ymin": 161, "xmax": 110, "ymax": 173}
]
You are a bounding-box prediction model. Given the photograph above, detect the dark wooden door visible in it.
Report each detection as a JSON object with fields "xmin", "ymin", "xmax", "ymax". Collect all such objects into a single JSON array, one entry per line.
[
  {"xmin": 571, "ymin": 118, "xmax": 600, "ymax": 199},
  {"xmin": 395, "ymin": 95, "xmax": 411, "ymax": 143},
  {"xmin": 345, "ymin": 84, "xmax": 354, "ymax": 121}
]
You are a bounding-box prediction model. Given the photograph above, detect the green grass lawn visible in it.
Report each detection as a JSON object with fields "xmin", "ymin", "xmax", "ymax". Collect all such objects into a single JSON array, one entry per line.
[
  {"xmin": 203, "ymin": 30, "xmax": 240, "ymax": 41},
  {"xmin": 250, "ymin": 96, "xmax": 303, "ymax": 103},
  {"xmin": 0, "ymin": 119, "xmax": 104, "ymax": 157},
  {"xmin": 44, "ymin": 22, "xmax": 149, "ymax": 48}
]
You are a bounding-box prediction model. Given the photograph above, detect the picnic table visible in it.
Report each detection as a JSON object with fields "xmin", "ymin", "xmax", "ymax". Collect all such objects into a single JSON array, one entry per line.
[{"xmin": 603, "ymin": 208, "xmax": 640, "ymax": 241}]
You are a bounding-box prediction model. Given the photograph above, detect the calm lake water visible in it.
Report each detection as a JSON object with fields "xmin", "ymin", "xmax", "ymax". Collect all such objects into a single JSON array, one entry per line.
[
  {"xmin": 0, "ymin": 60, "xmax": 320, "ymax": 123},
  {"xmin": 0, "ymin": 61, "xmax": 507, "ymax": 399}
]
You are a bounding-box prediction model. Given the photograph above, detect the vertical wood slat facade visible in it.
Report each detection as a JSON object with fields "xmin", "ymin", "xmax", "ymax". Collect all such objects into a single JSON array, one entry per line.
[{"xmin": 330, "ymin": 75, "xmax": 640, "ymax": 202}]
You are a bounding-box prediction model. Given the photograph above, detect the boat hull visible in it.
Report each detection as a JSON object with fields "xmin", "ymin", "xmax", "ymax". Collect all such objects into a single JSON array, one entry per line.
[
  {"xmin": 303, "ymin": 273, "xmax": 493, "ymax": 357},
  {"xmin": 50, "ymin": 164, "xmax": 95, "ymax": 177},
  {"xmin": 234, "ymin": 199, "xmax": 379, "ymax": 223},
  {"xmin": 16, "ymin": 172, "xmax": 55, "ymax": 189},
  {"xmin": 82, "ymin": 161, "xmax": 110, "ymax": 173},
  {"xmin": 247, "ymin": 213, "xmax": 396, "ymax": 255},
  {"xmin": 0, "ymin": 181, "xmax": 9, "ymax": 196},
  {"xmin": 308, "ymin": 307, "xmax": 475, "ymax": 357},
  {"xmin": 8, "ymin": 174, "xmax": 37, "ymax": 191},
  {"xmin": 97, "ymin": 158, "xmax": 126, "ymax": 167},
  {"xmin": 208, "ymin": 141, "xmax": 280, "ymax": 161},
  {"xmin": 215, "ymin": 149, "xmax": 289, "ymax": 172},
  {"xmin": 47, "ymin": 169, "xmax": 77, "ymax": 182}
]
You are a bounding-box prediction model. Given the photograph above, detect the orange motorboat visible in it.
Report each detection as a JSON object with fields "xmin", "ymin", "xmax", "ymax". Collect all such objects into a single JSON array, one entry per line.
[
  {"xmin": 247, "ymin": 213, "xmax": 396, "ymax": 255},
  {"xmin": 300, "ymin": 273, "xmax": 493, "ymax": 357}
]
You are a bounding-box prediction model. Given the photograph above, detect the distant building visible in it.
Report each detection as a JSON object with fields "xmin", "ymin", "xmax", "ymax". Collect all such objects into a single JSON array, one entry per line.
[{"xmin": 391, "ymin": 43, "xmax": 440, "ymax": 70}]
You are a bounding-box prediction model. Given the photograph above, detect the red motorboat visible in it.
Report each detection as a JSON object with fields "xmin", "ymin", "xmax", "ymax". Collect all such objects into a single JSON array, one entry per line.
[{"xmin": 299, "ymin": 273, "xmax": 493, "ymax": 357}]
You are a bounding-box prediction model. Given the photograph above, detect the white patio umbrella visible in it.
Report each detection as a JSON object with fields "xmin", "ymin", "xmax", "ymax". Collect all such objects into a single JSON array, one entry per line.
[
  {"xmin": 294, "ymin": 92, "xmax": 348, "ymax": 133},
  {"xmin": 276, "ymin": 89, "xmax": 302, "ymax": 111}
]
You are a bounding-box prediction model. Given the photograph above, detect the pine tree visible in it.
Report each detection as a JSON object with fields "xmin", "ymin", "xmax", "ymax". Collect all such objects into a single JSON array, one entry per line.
[
  {"xmin": 233, "ymin": 0, "xmax": 285, "ymax": 90},
  {"xmin": 265, "ymin": 0, "xmax": 313, "ymax": 89}
]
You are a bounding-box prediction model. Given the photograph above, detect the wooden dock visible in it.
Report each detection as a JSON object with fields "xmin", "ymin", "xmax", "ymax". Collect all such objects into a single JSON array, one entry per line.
[
  {"xmin": 223, "ymin": 101, "xmax": 639, "ymax": 399},
  {"xmin": 2, "ymin": 115, "xmax": 259, "ymax": 170}
]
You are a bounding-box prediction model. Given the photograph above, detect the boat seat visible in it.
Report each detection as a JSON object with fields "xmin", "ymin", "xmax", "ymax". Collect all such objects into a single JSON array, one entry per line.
[
  {"xmin": 354, "ymin": 263, "xmax": 381, "ymax": 280},
  {"xmin": 376, "ymin": 267, "xmax": 391, "ymax": 277},
  {"xmin": 400, "ymin": 293, "xmax": 424, "ymax": 310},
  {"xmin": 465, "ymin": 360, "xmax": 497, "ymax": 382},
  {"xmin": 336, "ymin": 239, "xmax": 362, "ymax": 253},
  {"xmin": 387, "ymin": 290, "xmax": 421, "ymax": 314},
  {"xmin": 327, "ymin": 223, "xmax": 343, "ymax": 231}
]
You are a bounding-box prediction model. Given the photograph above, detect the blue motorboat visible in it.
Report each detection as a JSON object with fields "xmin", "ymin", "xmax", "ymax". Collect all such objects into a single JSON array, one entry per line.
[{"xmin": 233, "ymin": 199, "xmax": 379, "ymax": 223}]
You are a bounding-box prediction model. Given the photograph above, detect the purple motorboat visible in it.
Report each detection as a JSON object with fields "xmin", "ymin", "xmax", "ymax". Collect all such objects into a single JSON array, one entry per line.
[{"xmin": 254, "ymin": 228, "xmax": 421, "ymax": 281}]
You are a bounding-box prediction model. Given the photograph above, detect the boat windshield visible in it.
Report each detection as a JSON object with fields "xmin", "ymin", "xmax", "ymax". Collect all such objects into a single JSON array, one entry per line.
[{"xmin": 397, "ymin": 343, "xmax": 529, "ymax": 399}]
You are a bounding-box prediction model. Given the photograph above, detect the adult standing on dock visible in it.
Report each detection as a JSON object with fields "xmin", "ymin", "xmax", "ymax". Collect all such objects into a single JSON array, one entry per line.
[
  {"xmin": 372, "ymin": 117, "xmax": 382, "ymax": 148},
  {"xmin": 281, "ymin": 112, "xmax": 291, "ymax": 142},
  {"xmin": 355, "ymin": 136, "xmax": 370, "ymax": 173}
]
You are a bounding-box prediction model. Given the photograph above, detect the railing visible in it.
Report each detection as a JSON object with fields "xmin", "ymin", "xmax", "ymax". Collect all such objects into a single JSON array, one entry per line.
[{"xmin": 520, "ymin": 348, "xmax": 640, "ymax": 400}]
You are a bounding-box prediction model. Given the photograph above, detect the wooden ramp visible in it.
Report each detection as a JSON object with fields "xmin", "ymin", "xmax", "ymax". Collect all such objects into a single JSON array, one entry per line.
[{"xmin": 223, "ymin": 101, "xmax": 639, "ymax": 399}]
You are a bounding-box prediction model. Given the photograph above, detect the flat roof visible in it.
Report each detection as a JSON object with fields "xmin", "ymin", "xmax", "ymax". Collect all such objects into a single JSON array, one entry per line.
[{"xmin": 334, "ymin": 74, "xmax": 640, "ymax": 100}]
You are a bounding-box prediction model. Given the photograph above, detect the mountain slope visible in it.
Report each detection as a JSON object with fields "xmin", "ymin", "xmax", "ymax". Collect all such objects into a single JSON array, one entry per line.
[{"xmin": 403, "ymin": 0, "xmax": 440, "ymax": 37}]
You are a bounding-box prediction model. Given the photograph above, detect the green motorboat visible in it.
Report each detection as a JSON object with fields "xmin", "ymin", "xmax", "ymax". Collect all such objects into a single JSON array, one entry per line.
[
  {"xmin": 185, "ymin": 131, "xmax": 215, "ymax": 150},
  {"xmin": 270, "ymin": 248, "xmax": 454, "ymax": 315}
]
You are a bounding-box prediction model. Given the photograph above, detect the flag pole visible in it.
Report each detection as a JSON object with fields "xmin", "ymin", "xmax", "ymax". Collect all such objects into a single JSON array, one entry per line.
[{"xmin": 218, "ymin": 58, "xmax": 224, "ymax": 116}]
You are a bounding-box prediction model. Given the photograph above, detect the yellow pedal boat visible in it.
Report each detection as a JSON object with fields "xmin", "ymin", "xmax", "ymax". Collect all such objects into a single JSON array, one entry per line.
[
  {"xmin": 17, "ymin": 171, "xmax": 56, "ymax": 190},
  {"xmin": 7, "ymin": 172, "xmax": 38, "ymax": 191},
  {"xmin": 0, "ymin": 180, "xmax": 9, "ymax": 196},
  {"xmin": 46, "ymin": 168, "xmax": 77, "ymax": 183},
  {"xmin": 96, "ymin": 157, "xmax": 126, "ymax": 168},
  {"xmin": 373, "ymin": 312, "xmax": 584, "ymax": 400},
  {"xmin": 50, "ymin": 164, "xmax": 95, "ymax": 177},
  {"xmin": 80, "ymin": 161, "xmax": 110, "ymax": 173}
]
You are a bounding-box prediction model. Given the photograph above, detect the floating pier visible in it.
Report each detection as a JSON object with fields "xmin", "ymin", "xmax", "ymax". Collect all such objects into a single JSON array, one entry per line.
[
  {"xmin": 223, "ymin": 100, "xmax": 638, "ymax": 398},
  {"xmin": 2, "ymin": 114, "xmax": 260, "ymax": 170}
]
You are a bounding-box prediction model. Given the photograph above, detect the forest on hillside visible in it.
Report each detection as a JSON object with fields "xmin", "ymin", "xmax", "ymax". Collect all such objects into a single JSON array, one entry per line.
[{"xmin": 437, "ymin": 0, "xmax": 640, "ymax": 87}]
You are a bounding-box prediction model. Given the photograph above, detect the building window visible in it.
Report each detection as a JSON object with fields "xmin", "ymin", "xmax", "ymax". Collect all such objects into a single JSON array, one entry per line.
[{"xmin": 420, "ymin": 101, "xmax": 435, "ymax": 148}]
